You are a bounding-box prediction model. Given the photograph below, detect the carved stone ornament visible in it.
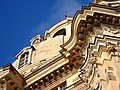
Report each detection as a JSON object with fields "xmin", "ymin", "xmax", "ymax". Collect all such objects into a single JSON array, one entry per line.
[
  {"xmin": 89, "ymin": 53, "xmax": 97, "ymax": 64},
  {"xmin": 103, "ymin": 24, "xmax": 120, "ymax": 35},
  {"xmin": 106, "ymin": 42, "xmax": 117, "ymax": 53},
  {"xmin": 79, "ymin": 69, "xmax": 89, "ymax": 86},
  {"xmin": 106, "ymin": 41, "xmax": 120, "ymax": 54},
  {"xmin": 78, "ymin": 54, "xmax": 97, "ymax": 88}
]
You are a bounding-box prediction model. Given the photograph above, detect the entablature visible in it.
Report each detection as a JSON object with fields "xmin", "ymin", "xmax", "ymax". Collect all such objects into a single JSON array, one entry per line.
[
  {"xmin": 25, "ymin": 56, "xmax": 82, "ymax": 89},
  {"xmin": 60, "ymin": 2, "xmax": 120, "ymax": 58},
  {"xmin": 9, "ymin": 2, "xmax": 120, "ymax": 90},
  {"xmin": 0, "ymin": 64, "xmax": 25, "ymax": 90}
]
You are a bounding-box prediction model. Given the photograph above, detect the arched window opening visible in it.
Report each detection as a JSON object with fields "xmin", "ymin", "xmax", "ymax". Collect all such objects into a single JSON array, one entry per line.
[
  {"xmin": 18, "ymin": 52, "xmax": 29, "ymax": 69},
  {"xmin": 53, "ymin": 28, "xmax": 66, "ymax": 38}
]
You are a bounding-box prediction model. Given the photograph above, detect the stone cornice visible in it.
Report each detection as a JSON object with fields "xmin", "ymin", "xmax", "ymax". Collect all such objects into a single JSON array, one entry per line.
[
  {"xmin": 60, "ymin": 3, "xmax": 120, "ymax": 53},
  {"xmin": 57, "ymin": 3, "xmax": 120, "ymax": 89},
  {"xmin": 0, "ymin": 64, "xmax": 24, "ymax": 80},
  {"xmin": 19, "ymin": 4, "xmax": 120, "ymax": 89},
  {"xmin": 0, "ymin": 64, "xmax": 25, "ymax": 90},
  {"xmin": 25, "ymin": 3, "xmax": 120, "ymax": 89},
  {"xmin": 2, "ymin": 2, "xmax": 120, "ymax": 90},
  {"xmin": 24, "ymin": 54, "xmax": 63, "ymax": 79}
]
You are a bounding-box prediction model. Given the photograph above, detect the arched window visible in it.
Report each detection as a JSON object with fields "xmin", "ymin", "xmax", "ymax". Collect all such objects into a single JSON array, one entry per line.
[
  {"xmin": 53, "ymin": 28, "xmax": 66, "ymax": 38},
  {"xmin": 18, "ymin": 52, "xmax": 29, "ymax": 69}
]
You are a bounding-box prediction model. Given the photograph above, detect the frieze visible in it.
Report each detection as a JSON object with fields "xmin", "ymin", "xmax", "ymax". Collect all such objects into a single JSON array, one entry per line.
[{"xmin": 102, "ymin": 24, "xmax": 120, "ymax": 35}]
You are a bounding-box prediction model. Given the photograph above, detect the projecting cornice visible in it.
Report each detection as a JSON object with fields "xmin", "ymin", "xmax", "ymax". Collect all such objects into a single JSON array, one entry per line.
[
  {"xmin": 23, "ymin": 3, "xmax": 120, "ymax": 89},
  {"xmin": 0, "ymin": 64, "xmax": 25, "ymax": 90},
  {"xmin": 60, "ymin": 3, "xmax": 120, "ymax": 58}
]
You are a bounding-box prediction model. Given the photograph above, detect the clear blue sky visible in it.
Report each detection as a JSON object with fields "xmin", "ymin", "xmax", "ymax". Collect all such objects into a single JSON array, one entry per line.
[{"xmin": 0, "ymin": 0, "xmax": 92, "ymax": 66}]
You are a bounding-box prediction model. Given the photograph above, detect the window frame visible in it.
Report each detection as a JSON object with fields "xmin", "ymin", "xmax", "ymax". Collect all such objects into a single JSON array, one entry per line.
[
  {"xmin": 18, "ymin": 51, "xmax": 29, "ymax": 69},
  {"xmin": 53, "ymin": 28, "xmax": 66, "ymax": 38}
]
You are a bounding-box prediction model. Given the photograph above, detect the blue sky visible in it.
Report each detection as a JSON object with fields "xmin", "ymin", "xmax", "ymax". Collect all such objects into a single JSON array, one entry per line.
[{"xmin": 0, "ymin": 0, "xmax": 92, "ymax": 66}]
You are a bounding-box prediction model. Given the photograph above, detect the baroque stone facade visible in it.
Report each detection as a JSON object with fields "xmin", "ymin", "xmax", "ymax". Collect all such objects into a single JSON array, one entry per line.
[{"xmin": 1, "ymin": 0, "xmax": 120, "ymax": 90}]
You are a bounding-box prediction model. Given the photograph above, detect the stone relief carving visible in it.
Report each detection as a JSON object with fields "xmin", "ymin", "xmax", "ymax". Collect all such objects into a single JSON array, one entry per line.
[
  {"xmin": 106, "ymin": 42, "xmax": 117, "ymax": 53},
  {"xmin": 89, "ymin": 53, "xmax": 97, "ymax": 64},
  {"xmin": 106, "ymin": 41, "xmax": 120, "ymax": 53},
  {"xmin": 116, "ymin": 42, "xmax": 120, "ymax": 62},
  {"xmin": 106, "ymin": 41, "xmax": 120, "ymax": 62},
  {"xmin": 102, "ymin": 24, "xmax": 120, "ymax": 35},
  {"xmin": 116, "ymin": 42, "xmax": 120, "ymax": 53},
  {"xmin": 78, "ymin": 23, "xmax": 120, "ymax": 90},
  {"xmin": 89, "ymin": 81, "xmax": 102, "ymax": 90},
  {"xmin": 79, "ymin": 52, "xmax": 98, "ymax": 89},
  {"xmin": 79, "ymin": 69, "xmax": 89, "ymax": 86}
]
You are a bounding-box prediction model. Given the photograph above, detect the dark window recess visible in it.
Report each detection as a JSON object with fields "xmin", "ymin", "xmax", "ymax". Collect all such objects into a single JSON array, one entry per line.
[
  {"xmin": 108, "ymin": 66, "xmax": 114, "ymax": 71},
  {"xmin": 105, "ymin": 68, "xmax": 107, "ymax": 73},
  {"xmin": 53, "ymin": 29, "xmax": 66, "ymax": 38},
  {"xmin": 18, "ymin": 52, "xmax": 29, "ymax": 69},
  {"xmin": 107, "ymin": 72, "xmax": 116, "ymax": 81}
]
